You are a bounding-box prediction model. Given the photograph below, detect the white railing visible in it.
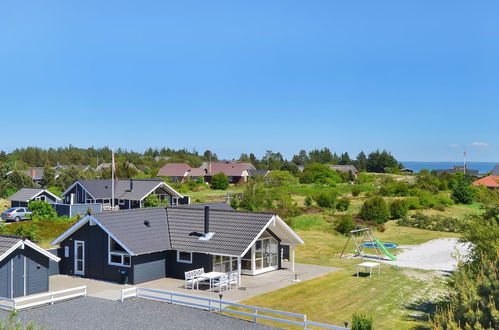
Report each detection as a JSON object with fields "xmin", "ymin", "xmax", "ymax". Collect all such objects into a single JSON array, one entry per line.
[
  {"xmin": 0, "ymin": 286, "xmax": 87, "ymax": 310},
  {"xmin": 121, "ymin": 287, "xmax": 348, "ymax": 329}
]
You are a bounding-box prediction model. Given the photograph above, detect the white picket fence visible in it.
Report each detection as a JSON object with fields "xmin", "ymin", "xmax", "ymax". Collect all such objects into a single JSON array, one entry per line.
[
  {"xmin": 0, "ymin": 286, "xmax": 87, "ymax": 310},
  {"xmin": 121, "ymin": 287, "xmax": 349, "ymax": 329}
]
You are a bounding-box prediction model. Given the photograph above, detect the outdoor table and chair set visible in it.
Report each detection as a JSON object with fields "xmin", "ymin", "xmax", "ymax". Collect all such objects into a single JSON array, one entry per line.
[{"xmin": 184, "ymin": 268, "xmax": 238, "ymax": 292}]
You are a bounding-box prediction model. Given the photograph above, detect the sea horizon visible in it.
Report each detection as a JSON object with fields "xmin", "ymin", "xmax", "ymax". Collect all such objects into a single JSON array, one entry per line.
[{"xmin": 401, "ymin": 161, "xmax": 498, "ymax": 174}]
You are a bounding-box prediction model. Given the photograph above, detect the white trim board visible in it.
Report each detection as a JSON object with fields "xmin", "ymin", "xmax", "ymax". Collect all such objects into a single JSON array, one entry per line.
[
  {"xmin": 139, "ymin": 182, "xmax": 183, "ymax": 201},
  {"xmin": 0, "ymin": 239, "xmax": 60, "ymax": 263},
  {"xmin": 61, "ymin": 182, "xmax": 97, "ymax": 200},
  {"xmin": 50, "ymin": 215, "xmax": 134, "ymax": 255}
]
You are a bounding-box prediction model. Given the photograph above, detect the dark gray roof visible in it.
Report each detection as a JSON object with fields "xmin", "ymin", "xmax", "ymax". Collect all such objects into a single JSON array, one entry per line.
[
  {"xmin": 96, "ymin": 207, "xmax": 171, "ymax": 255},
  {"xmin": 0, "ymin": 235, "xmax": 21, "ymax": 255},
  {"xmin": 175, "ymin": 202, "xmax": 233, "ymax": 211},
  {"xmin": 166, "ymin": 208, "xmax": 273, "ymax": 256},
  {"xmin": 8, "ymin": 188, "xmax": 45, "ymax": 202},
  {"xmin": 84, "ymin": 207, "xmax": 274, "ymax": 256},
  {"xmin": 327, "ymin": 165, "xmax": 359, "ymax": 174},
  {"xmin": 68, "ymin": 179, "xmax": 182, "ymax": 200},
  {"xmin": 493, "ymin": 165, "xmax": 499, "ymax": 175}
]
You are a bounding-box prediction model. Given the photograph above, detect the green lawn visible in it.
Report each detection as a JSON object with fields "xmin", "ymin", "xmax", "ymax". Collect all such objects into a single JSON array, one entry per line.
[
  {"xmin": 3, "ymin": 220, "xmax": 76, "ymax": 248},
  {"xmin": 240, "ymin": 223, "xmax": 458, "ymax": 329}
]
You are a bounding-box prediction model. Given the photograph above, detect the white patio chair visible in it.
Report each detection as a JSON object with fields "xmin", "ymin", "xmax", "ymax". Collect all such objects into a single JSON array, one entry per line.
[
  {"xmin": 213, "ymin": 274, "xmax": 229, "ymax": 292},
  {"xmin": 184, "ymin": 268, "xmax": 205, "ymax": 289},
  {"xmin": 228, "ymin": 271, "xmax": 238, "ymax": 290}
]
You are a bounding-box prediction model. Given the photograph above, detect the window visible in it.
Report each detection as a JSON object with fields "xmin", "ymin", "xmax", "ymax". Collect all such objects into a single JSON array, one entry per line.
[
  {"xmin": 85, "ymin": 199, "xmax": 95, "ymax": 204},
  {"xmin": 108, "ymin": 236, "xmax": 131, "ymax": 267},
  {"xmin": 212, "ymin": 255, "xmax": 238, "ymax": 272},
  {"xmin": 118, "ymin": 199, "xmax": 125, "ymax": 205},
  {"xmin": 176, "ymin": 251, "xmax": 192, "ymax": 264},
  {"xmin": 35, "ymin": 196, "xmax": 46, "ymax": 201},
  {"xmin": 102, "ymin": 199, "xmax": 110, "ymax": 205}
]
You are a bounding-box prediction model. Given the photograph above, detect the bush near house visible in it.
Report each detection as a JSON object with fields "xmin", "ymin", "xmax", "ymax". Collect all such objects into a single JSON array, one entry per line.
[
  {"xmin": 451, "ymin": 173, "xmax": 475, "ymax": 204},
  {"xmin": 27, "ymin": 201, "xmax": 58, "ymax": 220},
  {"xmin": 266, "ymin": 170, "xmax": 298, "ymax": 187},
  {"xmin": 335, "ymin": 214, "xmax": 355, "ymax": 234},
  {"xmin": 143, "ymin": 194, "xmax": 169, "ymax": 207},
  {"xmin": 211, "ymin": 172, "xmax": 229, "ymax": 190},
  {"xmin": 358, "ymin": 196, "xmax": 390, "ymax": 224},
  {"xmin": 351, "ymin": 313, "xmax": 374, "ymax": 330}
]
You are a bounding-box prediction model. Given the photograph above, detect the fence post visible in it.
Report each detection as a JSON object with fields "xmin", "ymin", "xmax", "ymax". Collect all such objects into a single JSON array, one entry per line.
[
  {"xmin": 13, "ymin": 300, "xmax": 16, "ymax": 310},
  {"xmin": 50, "ymin": 294, "xmax": 54, "ymax": 305},
  {"xmin": 170, "ymin": 293, "xmax": 173, "ymax": 304},
  {"xmin": 253, "ymin": 309, "xmax": 258, "ymax": 324},
  {"xmin": 84, "ymin": 286, "xmax": 87, "ymax": 297},
  {"xmin": 208, "ymin": 300, "xmax": 211, "ymax": 312},
  {"xmin": 303, "ymin": 314, "xmax": 307, "ymax": 330}
]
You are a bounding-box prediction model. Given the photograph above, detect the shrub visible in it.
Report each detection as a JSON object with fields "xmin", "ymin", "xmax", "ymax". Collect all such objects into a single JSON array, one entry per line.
[
  {"xmin": 304, "ymin": 196, "xmax": 313, "ymax": 207},
  {"xmin": 451, "ymin": 173, "xmax": 474, "ymax": 204},
  {"xmin": 300, "ymin": 163, "xmax": 342, "ymax": 185},
  {"xmin": 313, "ymin": 190, "xmax": 338, "ymax": 208},
  {"xmin": 404, "ymin": 196, "xmax": 421, "ymax": 210},
  {"xmin": 336, "ymin": 197, "xmax": 350, "ymax": 211},
  {"xmin": 143, "ymin": 194, "xmax": 169, "ymax": 207},
  {"xmin": 351, "ymin": 186, "xmax": 361, "ymax": 197},
  {"xmin": 27, "ymin": 201, "xmax": 57, "ymax": 221},
  {"xmin": 351, "ymin": 313, "xmax": 374, "ymax": 330},
  {"xmin": 211, "ymin": 173, "xmax": 229, "ymax": 190},
  {"xmin": 389, "ymin": 199, "xmax": 408, "ymax": 219},
  {"xmin": 397, "ymin": 213, "xmax": 461, "ymax": 232},
  {"xmin": 229, "ymin": 197, "xmax": 240, "ymax": 209},
  {"xmin": 358, "ymin": 196, "xmax": 390, "ymax": 224},
  {"xmin": 13, "ymin": 223, "xmax": 38, "ymax": 240},
  {"xmin": 410, "ymin": 188, "xmax": 437, "ymax": 208},
  {"xmin": 266, "ymin": 170, "xmax": 298, "ymax": 187},
  {"xmin": 436, "ymin": 194, "xmax": 454, "ymax": 207},
  {"xmin": 335, "ymin": 214, "xmax": 355, "ymax": 234}
]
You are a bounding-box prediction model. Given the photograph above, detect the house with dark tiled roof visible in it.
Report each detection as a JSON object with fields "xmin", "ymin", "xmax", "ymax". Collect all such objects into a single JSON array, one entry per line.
[
  {"xmin": 436, "ymin": 165, "xmax": 480, "ymax": 177},
  {"xmin": 327, "ymin": 165, "xmax": 359, "ymax": 177},
  {"xmin": 7, "ymin": 188, "xmax": 61, "ymax": 207},
  {"xmin": 157, "ymin": 161, "xmax": 256, "ymax": 184},
  {"xmin": 51, "ymin": 206, "xmax": 303, "ymax": 285},
  {"xmin": 61, "ymin": 179, "xmax": 188, "ymax": 209},
  {"xmin": 472, "ymin": 175, "xmax": 499, "ymax": 188},
  {"xmin": 492, "ymin": 165, "xmax": 499, "ymax": 176}
]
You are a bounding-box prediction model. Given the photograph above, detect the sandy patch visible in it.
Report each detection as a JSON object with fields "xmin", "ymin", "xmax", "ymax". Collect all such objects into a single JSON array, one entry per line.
[{"xmin": 382, "ymin": 238, "xmax": 470, "ymax": 271}]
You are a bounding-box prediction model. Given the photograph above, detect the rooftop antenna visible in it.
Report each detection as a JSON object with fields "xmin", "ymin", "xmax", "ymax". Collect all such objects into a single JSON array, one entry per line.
[{"xmin": 111, "ymin": 149, "xmax": 116, "ymax": 209}]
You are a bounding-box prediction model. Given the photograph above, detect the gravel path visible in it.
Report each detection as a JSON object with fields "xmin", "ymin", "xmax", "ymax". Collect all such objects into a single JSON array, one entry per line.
[
  {"xmin": 0, "ymin": 297, "xmax": 275, "ymax": 330},
  {"xmin": 382, "ymin": 238, "xmax": 470, "ymax": 271}
]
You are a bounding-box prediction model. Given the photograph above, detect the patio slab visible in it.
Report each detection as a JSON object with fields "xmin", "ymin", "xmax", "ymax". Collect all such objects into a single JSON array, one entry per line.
[{"xmin": 49, "ymin": 262, "xmax": 340, "ymax": 302}]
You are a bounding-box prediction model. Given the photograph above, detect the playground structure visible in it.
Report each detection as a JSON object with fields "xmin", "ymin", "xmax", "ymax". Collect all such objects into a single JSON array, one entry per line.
[{"xmin": 340, "ymin": 228, "xmax": 397, "ymax": 261}]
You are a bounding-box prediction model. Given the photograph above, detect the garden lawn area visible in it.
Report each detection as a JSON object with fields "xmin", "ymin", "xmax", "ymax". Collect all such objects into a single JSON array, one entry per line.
[
  {"xmin": 187, "ymin": 185, "xmax": 245, "ymax": 202},
  {"xmin": 240, "ymin": 223, "xmax": 459, "ymax": 329},
  {"xmin": 3, "ymin": 220, "xmax": 76, "ymax": 248}
]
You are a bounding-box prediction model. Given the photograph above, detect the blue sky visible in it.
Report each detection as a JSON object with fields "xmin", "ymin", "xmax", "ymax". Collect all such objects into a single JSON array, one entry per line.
[{"xmin": 1, "ymin": 1, "xmax": 498, "ymax": 161}]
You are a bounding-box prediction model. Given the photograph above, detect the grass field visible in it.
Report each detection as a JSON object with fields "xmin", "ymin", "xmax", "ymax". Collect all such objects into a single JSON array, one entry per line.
[
  {"xmin": 241, "ymin": 224, "xmax": 458, "ymax": 329},
  {"xmin": 2, "ymin": 220, "xmax": 76, "ymax": 248}
]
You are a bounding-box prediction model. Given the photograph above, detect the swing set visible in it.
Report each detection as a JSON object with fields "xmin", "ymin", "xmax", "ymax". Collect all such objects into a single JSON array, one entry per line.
[{"xmin": 340, "ymin": 227, "xmax": 397, "ymax": 260}]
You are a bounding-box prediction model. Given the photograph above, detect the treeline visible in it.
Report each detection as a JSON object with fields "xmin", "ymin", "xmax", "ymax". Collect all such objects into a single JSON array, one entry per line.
[{"xmin": 1, "ymin": 146, "xmax": 401, "ymax": 174}]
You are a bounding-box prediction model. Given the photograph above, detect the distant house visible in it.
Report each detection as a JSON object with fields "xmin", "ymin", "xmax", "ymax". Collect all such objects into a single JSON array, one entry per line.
[
  {"xmin": 327, "ymin": 165, "xmax": 359, "ymax": 177},
  {"xmin": 6, "ymin": 168, "xmax": 58, "ymax": 186},
  {"xmin": 7, "ymin": 188, "xmax": 61, "ymax": 207},
  {"xmin": 0, "ymin": 235, "xmax": 60, "ymax": 298},
  {"xmin": 51, "ymin": 206, "xmax": 303, "ymax": 285},
  {"xmin": 472, "ymin": 175, "xmax": 499, "ymax": 188},
  {"xmin": 492, "ymin": 165, "xmax": 499, "ymax": 176},
  {"xmin": 157, "ymin": 161, "xmax": 256, "ymax": 184},
  {"xmin": 96, "ymin": 162, "xmax": 139, "ymax": 172},
  {"xmin": 54, "ymin": 164, "xmax": 94, "ymax": 172},
  {"xmin": 400, "ymin": 168, "xmax": 414, "ymax": 174},
  {"xmin": 436, "ymin": 166, "xmax": 480, "ymax": 177},
  {"xmin": 61, "ymin": 179, "xmax": 188, "ymax": 209}
]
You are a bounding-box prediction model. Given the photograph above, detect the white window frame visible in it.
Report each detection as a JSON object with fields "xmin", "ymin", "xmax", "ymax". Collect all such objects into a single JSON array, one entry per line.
[
  {"xmin": 102, "ymin": 199, "xmax": 110, "ymax": 205},
  {"xmin": 118, "ymin": 199, "xmax": 125, "ymax": 206},
  {"xmin": 35, "ymin": 196, "xmax": 46, "ymax": 202},
  {"xmin": 176, "ymin": 251, "xmax": 193, "ymax": 264},
  {"xmin": 85, "ymin": 199, "xmax": 95, "ymax": 204},
  {"xmin": 108, "ymin": 236, "xmax": 131, "ymax": 267}
]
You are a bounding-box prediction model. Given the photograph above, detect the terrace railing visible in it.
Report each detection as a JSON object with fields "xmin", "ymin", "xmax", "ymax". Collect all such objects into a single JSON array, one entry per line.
[
  {"xmin": 121, "ymin": 287, "xmax": 348, "ymax": 329},
  {"xmin": 0, "ymin": 285, "xmax": 87, "ymax": 310}
]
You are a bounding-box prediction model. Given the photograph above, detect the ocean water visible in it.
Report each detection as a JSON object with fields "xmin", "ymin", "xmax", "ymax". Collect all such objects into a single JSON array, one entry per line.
[{"xmin": 401, "ymin": 162, "xmax": 498, "ymax": 174}]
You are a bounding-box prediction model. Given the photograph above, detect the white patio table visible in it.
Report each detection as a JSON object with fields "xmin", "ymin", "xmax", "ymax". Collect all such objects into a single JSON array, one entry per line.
[
  {"xmin": 356, "ymin": 262, "xmax": 381, "ymax": 278},
  {"xmin": 198, "ymin": 271, "xmax": 225, "ymax": 291}
]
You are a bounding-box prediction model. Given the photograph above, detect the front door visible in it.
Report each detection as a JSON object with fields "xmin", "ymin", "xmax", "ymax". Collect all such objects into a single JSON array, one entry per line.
[
  {"xmin": 74, "ymin": 240, "xmax": 85, "ymax": 276},
  {"xmin": 12, "ymin": 254, "xmax": 25, "ymax": 298}
]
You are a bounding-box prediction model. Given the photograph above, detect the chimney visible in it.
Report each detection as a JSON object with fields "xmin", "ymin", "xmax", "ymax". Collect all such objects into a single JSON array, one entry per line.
[
  {"xmin": 129, "ymin": 178, "xmax": 133, "ymax": 191},
  {"xmin": 204, "ymin": 205, "xmax": 209, "ymax": 235},
  {"xmin": 208, "ymin": 162, "xmax": 212, "ymax": 174},
  {"xmin": 29, "ymin": 169, "xmax": 35, "ymax": 178}
]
